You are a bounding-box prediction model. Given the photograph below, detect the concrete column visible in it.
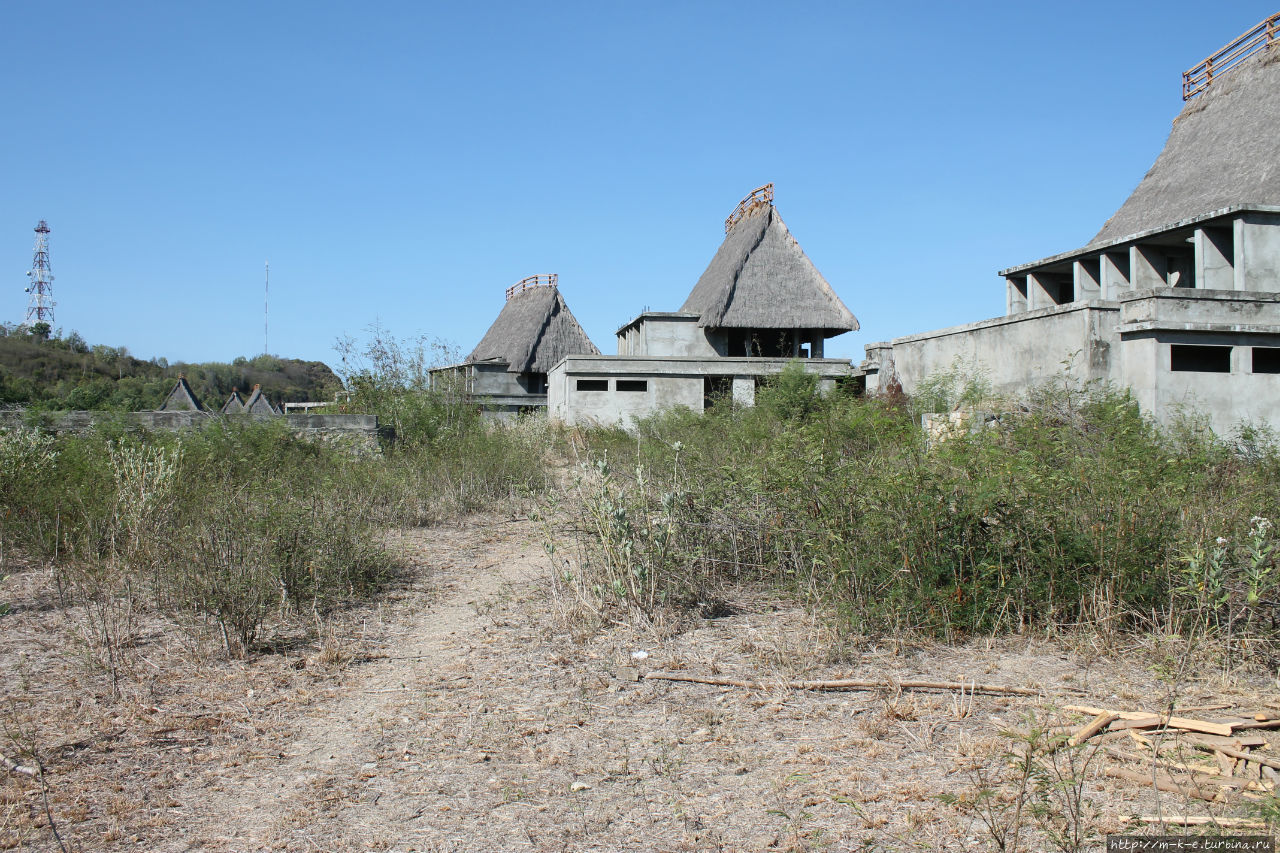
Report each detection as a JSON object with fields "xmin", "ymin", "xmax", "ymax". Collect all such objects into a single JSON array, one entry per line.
[
  {"xmin": 1130, "ymin": 244, "xmax": 1166, "ymax": 290},
  {"xmin": 1006, "ymin": 277, "xmax": 1028, "ymax": 314},
  {"xmin": 731, "ymin": 376, "xmax": 755, "ymax": 408},
  {"xmin": 812, "ymin": 334, "xmax": 824, "ymax": 359},
  {"xmin": 1234, "ymin": 214, "xmax": 1280, "ymax": 292},
  {"xmin": 1195, "ymin": 227, "xmax": 1234, "ymax": 290},
  {"xmin": 1027, "ymin": 272, "xmax": 1056, "ymax": 309},
  {"xmin": 1100, "ymin": 251, "xmax": 1130, "ymax": 299},
  {"xmin": 791, "ymin": 331, "xmax": 801, "ymax": 358},
  {"xmin": 1073, "ymin": 258, "xmax": 1102, "ymax": 301}
]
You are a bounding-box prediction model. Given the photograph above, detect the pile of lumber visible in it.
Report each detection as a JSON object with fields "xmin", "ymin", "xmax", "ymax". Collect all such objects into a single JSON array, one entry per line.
[{"xmin": 1064, "ymin": 702, "xmax": 1280, "ymax": 804}]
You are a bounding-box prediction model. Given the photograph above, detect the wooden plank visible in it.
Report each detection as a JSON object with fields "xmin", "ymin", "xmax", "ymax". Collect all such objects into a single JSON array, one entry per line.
[
  {"xmin": 1065, "ymin": 705, "xmax": 1233, "ymax": 737},
  {"xmin": 1070, "ymin": 712, "xmax": 1117, "ymax": 746}
]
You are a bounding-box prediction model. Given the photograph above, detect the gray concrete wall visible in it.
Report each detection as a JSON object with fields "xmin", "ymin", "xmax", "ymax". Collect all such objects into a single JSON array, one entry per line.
[
  {"xmin": 0, "ymin": 410, "xmax": 386, "ymax": 455},
  {"xmin": 548, "ymin": 355, "xmax": 854, "ymax": 427},
  {"xmin": 617, "ymin": 314, "xmax": 719, "ymax": 358},
  {"xmin": 1235, "ymin": 213, "xmax": 1280, "ymax": 292},
  {"xmin": 881, "ymin": 303, "xmax": 1120, "ymax": 397}
]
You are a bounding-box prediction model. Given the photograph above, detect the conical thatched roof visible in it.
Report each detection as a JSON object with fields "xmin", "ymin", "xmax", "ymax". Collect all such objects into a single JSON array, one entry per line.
[
  {"xmin": 243, "ymin": 385, "xmax": 278, "ymax": 415},
  {"xmin": 220, "ymin": 389, "xmax": 245, "ymax": 414},
  {"xmin": 1092, "ymin": 43, "xmax": 1280, "ymax": 245},
  {"xmin": 159, "ymin": 375, "xmax": 204, "ymax": 412},
  {"xmin": 467, "ymin": 285, "xmax": 600, "ymax": 373},
  {"xmin": 681, "ymin": 206, "xmax": 858, "ymax": 333}
]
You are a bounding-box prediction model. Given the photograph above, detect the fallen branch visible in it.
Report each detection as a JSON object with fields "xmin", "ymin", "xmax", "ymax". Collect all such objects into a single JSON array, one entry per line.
[
  {"xmin": 1102, "ymin": 765, "xmax": 1229, "ymax": 803},
  {"xmin": 1, "ymin": 752, "xmax": 36, "ymax": 777},
  {"xmin": 641, "ymin": 672, "xmax": 1039, "ymax": 696},
  {"xmin": 1191, "ymin": 741, "xmax": 1280, "ymax": 772},
  {"xmin": 1121, "ymin": 815, "xmax": 1266, "ymax": 829}
]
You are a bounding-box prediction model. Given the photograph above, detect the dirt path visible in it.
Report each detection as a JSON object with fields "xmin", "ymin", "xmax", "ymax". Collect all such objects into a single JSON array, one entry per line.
[{"xmin": 6, "ymin": 515, "xmax": 1278, "ymax": 852}]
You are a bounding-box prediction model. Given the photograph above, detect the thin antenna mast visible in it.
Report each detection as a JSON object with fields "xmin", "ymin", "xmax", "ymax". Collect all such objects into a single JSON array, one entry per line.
[{"xmin": 264, "ymin": 259, "xmax": 269, "ymax": 355}]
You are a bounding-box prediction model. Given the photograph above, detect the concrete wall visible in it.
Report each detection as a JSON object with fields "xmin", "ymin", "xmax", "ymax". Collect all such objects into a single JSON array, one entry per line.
[
  {"xmin": 615, "ymin": 314, "xmax": 719, "ymax": 358},
  {"xmin": 873, "ymin": 303, "xmax": 1120, "ymax": 397},
  {"xmin": 0, "ymin": 410, "xmax": 387, "ymax": 455},
  {"xmin": 548, "ymin": 355, "xmax": 854, "ymax": 427}
]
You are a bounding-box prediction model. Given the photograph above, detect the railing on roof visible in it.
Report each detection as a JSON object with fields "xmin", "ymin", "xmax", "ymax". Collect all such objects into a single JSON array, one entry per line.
[
  {"xmin": 1183, "ymin": 12, "xmax": 1280, "ymax": 100},
  {"xmin": 725, "ymin": 183, "xmax": 774, "ymax": 234},
  {"xmin": 505, "ymin": 273, "xmax": 558, "ymax": 300}
]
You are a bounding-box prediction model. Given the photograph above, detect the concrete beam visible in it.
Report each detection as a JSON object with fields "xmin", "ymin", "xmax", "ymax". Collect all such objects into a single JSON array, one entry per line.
[
  {"xmin": 1234, "ymin": 213, "xmax": 1280, "ymax": 292},
  {"xmin": 1130, "ymin": 244, "xmax": 1166, "ymax": 290},
  {"xmin": 1006, "ymin": 277, "xmax": 1028, "ymax": 315},
  {"xmin": 1073, "ymin": 258, "xmax": 1101, "ymax": 301},
  {"xmin": 1100, "ymin": 251, "xmax": 1130, "ymax": 300},
  {"xmin": 1195, "ymin": 227, "xmax": 1234, "ymax": 290}
]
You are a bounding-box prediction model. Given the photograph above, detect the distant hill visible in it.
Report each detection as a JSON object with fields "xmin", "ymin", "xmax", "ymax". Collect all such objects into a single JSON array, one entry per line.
[{"xmin": 0, "ymin": 325, "xmax": 343, "ymax": 411}]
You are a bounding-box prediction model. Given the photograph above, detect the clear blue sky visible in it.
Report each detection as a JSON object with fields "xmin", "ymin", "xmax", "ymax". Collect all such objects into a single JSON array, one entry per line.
[{"xmin": 4, "ymin": 2, "xmax": 1276, "ymax": 370}]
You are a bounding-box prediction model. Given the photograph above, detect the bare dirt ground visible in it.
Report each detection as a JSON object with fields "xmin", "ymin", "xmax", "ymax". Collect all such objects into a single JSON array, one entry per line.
[{"xmin": 4, "ymin": 515, "xmax": 1280, "ymax": 852}]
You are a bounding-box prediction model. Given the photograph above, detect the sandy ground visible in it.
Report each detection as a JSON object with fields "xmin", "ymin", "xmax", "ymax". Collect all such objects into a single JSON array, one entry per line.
[{"xmin": 3, "ymin": 515, "xmax": 1279, "ymax": 852}]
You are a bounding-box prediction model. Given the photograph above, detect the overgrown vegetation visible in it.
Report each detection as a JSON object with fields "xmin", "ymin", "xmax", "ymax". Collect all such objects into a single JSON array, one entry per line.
[
  {"xmin": 564, "ymin": 363, "xmax": 1280, "ymax": 642},
  {"xmin": 0, "ymin": 322, "xmax": 341, "ymax": 410}
]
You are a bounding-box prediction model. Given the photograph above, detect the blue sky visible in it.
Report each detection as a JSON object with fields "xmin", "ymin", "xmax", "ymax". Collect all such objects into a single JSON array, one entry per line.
[{"xmin": 3, "ymin": 2, "xmax": 1276, "ymax": 370}]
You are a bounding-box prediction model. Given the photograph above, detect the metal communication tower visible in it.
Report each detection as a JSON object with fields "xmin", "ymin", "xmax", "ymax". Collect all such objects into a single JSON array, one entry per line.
[{"xmin": 24, "ymin": 220, "xmax": 55, "ymax": 326}]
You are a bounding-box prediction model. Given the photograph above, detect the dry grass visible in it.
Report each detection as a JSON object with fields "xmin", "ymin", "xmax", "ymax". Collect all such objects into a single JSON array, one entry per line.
[{"xmin": 3, "ymin": 517, "xmax": 1280, "ymax": 851}]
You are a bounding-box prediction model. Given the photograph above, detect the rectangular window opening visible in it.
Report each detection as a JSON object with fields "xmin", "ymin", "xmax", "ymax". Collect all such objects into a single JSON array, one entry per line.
[
  {"xmin": 1170, "ymin": 344, "xmax": 1231, "ymax": 373},
  {"xmin": 575, "ymin": 379, "xmax": 608, "ymax": 391},
  {"xmin": 1253, "ymin": 347, "xmax": 1280, "ymax": 374},
  {"xmin": 616, "ymin": 379, "xmax": 647, "ymax": 392}
]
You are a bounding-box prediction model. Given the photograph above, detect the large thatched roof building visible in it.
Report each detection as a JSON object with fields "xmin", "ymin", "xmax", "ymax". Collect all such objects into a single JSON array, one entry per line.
[
  {"xmin": 158, "ymin": 375, "xmax": 205, "ymax": 412},
  {"xmin": 550, "ymin": 185, "xmax": 860, "ymax": 427},
  {"xmin": 862, "ymin": 16, "xmax": 1280, "ymax": 436},
  {"xmin": 434, "ymin": 275, "xmax": 600, "ymax": 418}
]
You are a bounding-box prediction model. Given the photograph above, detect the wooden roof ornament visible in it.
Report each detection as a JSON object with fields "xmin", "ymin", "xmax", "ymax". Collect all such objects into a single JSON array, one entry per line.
[
  {"xmin": 681, "ymin": 185, "xmax": 858, "ymax": 335},
  {"xmin": 1094, "ymin": 21, "xmax": 1280, "ymax": 245},
  {"xmin": 467, "ymin": 278, "xmax": 601, "ymax": 374}
]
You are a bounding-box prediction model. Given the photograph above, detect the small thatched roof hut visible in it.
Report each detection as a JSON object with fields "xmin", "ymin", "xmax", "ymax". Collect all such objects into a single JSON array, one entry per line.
[
  {"xmin": 220, "ymin": 389, "xmax": 245, "ymax": 414},
  {"xmin": 158, "ymin": 375, "xmax": 205, "ymax": 412},
  {"xmin": 467, "ymin": 278, "xmax": 600, "ymax": 374},
  {"xmin": 1092, "ymin": 41, "xmax": 1280, "ymax": 245},
  {"xmin": 681, "ymin": 191, "xmax": 858, "ymax": 339},
  {"xmin": 243, "ymin": 384, "xmax": 278, "ymax": 415}
]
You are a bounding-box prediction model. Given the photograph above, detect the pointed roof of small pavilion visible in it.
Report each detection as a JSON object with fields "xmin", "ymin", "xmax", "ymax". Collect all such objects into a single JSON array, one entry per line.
[
  {"xmin": 243, "ymin": 384, "xmax": 278, "ymax": 415},
  {"xmin": 220, "ymin": 389, "xmax": 245, "ymax": 414},
  {"xmin": 467, "ymin": 275, "xmax": 600, "ymax": 373},
  {"xmin": 158, "ymin": 375, "xmax": 205, "ymax": 412},
  {"xmin": 680, "ymin": 186, "xmax": 858, "ymax": 335}
]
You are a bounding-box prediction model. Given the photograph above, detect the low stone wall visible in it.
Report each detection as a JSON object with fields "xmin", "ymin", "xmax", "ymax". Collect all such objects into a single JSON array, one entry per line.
[{"xmin": 0, "ymin": 410, "xmax": 389, "ymax": 455}]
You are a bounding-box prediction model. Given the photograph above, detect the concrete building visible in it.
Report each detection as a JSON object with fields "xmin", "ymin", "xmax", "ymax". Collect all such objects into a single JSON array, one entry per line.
[
  {"xmin": 863, "ymin": 20, "xmax": 1280, "ymax": 435},
  {"xmin": 549, "ymin": 185, "xmax": 860, "ymax": 426},
  {"xmin": 435, "ymin": 275, "xmax": 600, "ymax": 418}
]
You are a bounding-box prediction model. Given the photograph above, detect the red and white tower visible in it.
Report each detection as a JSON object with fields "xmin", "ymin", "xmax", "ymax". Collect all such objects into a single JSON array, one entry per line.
[{"xmin": 24, "ymin": 220, "xmax": 55, "ymax": 326}]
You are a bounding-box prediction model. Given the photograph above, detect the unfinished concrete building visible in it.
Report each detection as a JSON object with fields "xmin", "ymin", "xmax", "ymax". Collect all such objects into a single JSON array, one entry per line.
[
  {"xmin": 863, "ymin": 16, "xmax": 1280, "ymax": 435},
  {"xmin": 435, "ymin": 275, "xmax": 600, "ymax": 418},
  {"xmin": 549, "ymin": 185, "xmax": 859, "ymax": 426}
]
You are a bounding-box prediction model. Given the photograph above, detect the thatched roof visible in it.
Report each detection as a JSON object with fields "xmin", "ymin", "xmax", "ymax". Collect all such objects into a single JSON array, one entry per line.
[
  {"xmin": 680, "ymin": 206, "xmax": 858, "ymax": 334},
  {"xmin": 220, "ymin": 390, "xmax": 245, "ymax": 414},
  {"xmin": 159, "ymin": 375, "xmax": 204, "ymax": 412},
  {"xmin": 243, "ymin": 385, "xmax": 278, "ymax": 415},
  {"xmin": 467, "ymin": 285, "xmax": 600, "ymax": 373},
  {"xmin": 1092, "ymin": 44, "xmax": 1280, "ymax": 245}
]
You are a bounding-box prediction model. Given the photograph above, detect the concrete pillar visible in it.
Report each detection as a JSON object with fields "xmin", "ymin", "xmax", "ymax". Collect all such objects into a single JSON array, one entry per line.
[
  {"xmin": 1100, "ymin": 251, "xmax": 1130, "ymax": 299},
  {"xmin": 1195, "ymin": 227, "xmax": 1234, "ymax": 290},
  {"xmin": 1130, "ymin": 244, "xmax": 1166, "ymax": 290},
  {"xmin": 1234, "ymin": 214, "xmax": 1280, "ymax": 292},
  {"xmin": 1006, "ymin": 277, "xmax": 1028, "ymax": 314},
  {"xmin": 731, "ymin": 376, "xmax": 754, "ymax": 407},
  {"xmin": 1027, "ymin": 272, "xmax": 1056, "ymax": 309},
  {"xmin": 1073, "ymin": 258, "xmax": 1102, "ymax": 301},
  {"xmin": 791, "ymin": 331, "xmax": 801, "ymax": 358}
]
